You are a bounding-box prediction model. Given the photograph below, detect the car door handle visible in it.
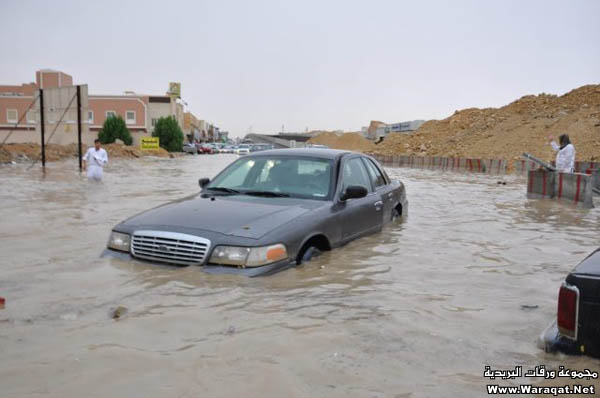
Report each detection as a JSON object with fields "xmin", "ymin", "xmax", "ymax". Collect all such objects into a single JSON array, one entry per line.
[{"xmin": 374, "ymin": 200, "xmax": 383, "ymax": 211}]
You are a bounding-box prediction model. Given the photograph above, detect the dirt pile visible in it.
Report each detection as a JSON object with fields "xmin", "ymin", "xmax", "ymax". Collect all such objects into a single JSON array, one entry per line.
[
  {"xmin": 307, "ymin": 132, "xmax": 376, "ymax": 152},
  {"xmin": 371, "ymin": 84, "xmax": 600, "ymax": 162},
  {"xmin": 103, "ymin": 143, "xmax": 172, "ymax": 159},
  {"xmin": 0, "ymin": 142, "xmax": 172, "ymax": 163}
]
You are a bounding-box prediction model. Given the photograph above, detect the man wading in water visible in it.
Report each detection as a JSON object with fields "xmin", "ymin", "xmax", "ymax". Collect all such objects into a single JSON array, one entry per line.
[
  {"xmin": 548, "ymin": 133, "xmax": 575, "ymax": 173},
  {"xmin": 82, "ymin": 139, "xmax": 108, "ymax": 181}
]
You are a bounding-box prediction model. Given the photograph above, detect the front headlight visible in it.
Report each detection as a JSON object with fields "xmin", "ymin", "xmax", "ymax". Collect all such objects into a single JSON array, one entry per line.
[
  {"xmin": 209, "ymin": 243, "xmax": 288, "ymax": 267},
  {"xmin": 107, "ymin": 231, "xmax": 130, "ymax": 252}
]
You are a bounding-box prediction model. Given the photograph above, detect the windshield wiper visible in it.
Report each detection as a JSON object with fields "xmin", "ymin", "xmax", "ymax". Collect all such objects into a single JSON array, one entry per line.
[
  {"xmin": 204, "ymin": 187, "xmax": 241, "ymax": 194},
  {"xmin": 243, "ymin": 190, "xmax": 290, "ymax": 197}
]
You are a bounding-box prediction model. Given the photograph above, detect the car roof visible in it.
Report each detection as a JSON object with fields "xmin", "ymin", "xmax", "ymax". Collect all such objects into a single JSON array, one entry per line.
[
  {"xmin": 572, "ymin": 248, "xmax": 600, "ymax": 276},
  {"xmin": 248, "ymin": 147, "xmax": 354, "ymax": 160}
]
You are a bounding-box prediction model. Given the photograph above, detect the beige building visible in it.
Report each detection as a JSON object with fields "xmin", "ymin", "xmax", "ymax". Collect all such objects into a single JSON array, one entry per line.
[
  {"xmin": 183, "ymin": 112, "xmax": 202, "ymax": 142},
  {"xmin": 0, "ymin": 70, "xmax": 93, "ymax": 145},
  {"xmin": 148, "ymin": 96, "xmax": 184, "ymax": 135},
  {"xmin": 0, "ymin": 69, "xmax": 187, "ymax": 146}
]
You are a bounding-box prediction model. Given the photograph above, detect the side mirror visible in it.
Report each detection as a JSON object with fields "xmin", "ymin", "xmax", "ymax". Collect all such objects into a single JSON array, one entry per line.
[
  {"xmin": 339, "ymin": 185, "xmax": 368, "ymax": 201},
  {"xmin": 199, "ymin": 178, "xmax": 210, "ymax": 188}
]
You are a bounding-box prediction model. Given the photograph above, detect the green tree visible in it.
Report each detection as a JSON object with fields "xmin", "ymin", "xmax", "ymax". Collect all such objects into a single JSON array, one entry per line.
[
  {"xmin": 97, "ymin": 115, "xmax": 133, "ymax": 145},
  {"xmin": 152, "ymin": 116, "xmax": 184, "ymax": 152}
]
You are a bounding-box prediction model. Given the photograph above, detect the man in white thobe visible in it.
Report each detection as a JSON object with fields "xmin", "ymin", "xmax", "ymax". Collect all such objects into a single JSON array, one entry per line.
[
  {"xmin": 548, "ymin": 134, "xmax": 575, "ymax": 173},
  {"xmin": 83, "ymin": 139, "xmax": 108, "ymax": 181}
]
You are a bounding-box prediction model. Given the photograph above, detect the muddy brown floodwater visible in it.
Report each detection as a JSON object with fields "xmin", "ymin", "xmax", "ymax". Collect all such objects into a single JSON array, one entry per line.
[{"xmin": 1, "ymin": 154, "xmax": 599, "ymax": 397}]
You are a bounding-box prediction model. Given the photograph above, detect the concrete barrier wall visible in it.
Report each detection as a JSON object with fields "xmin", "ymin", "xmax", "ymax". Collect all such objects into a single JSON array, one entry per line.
[
  {"xmin": 555, "ymin": 172, "xmax": 594, "ymax": 208},
  {"xmin": 548, "ymin": 161, "xmax": 599, "ymax": 174},
  {"xmin": 575, "ymin": 161, "xmax": 599, "ymax": 174},
  {"xmin": 591, "ymin": 169, "xmax": 600, "ymax": 192},
  {"xmin": 527, "ymin": 169, "xmax": 556, "ymax": 199},
  {"xmin": 373, "ymin": 154, "xmax": 507, "ymax": 174},
  {"xmin": 527, "ymin": 169, "xmax": 594, "ymax": 208}
]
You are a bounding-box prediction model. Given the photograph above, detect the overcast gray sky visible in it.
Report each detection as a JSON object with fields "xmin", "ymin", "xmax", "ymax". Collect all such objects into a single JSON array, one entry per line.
[{"xmin": 1, "ymin": 0, "xmax": 598, "ymax": 137}]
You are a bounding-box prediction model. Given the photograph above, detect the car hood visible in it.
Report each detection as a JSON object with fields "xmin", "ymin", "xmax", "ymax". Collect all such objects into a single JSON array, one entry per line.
[{"xmin": 118, "ymin": 194, "xmax": 326, "ymax": 240}]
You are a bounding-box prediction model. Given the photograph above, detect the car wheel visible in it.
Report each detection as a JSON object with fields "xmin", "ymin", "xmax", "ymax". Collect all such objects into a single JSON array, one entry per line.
[
  {"xmin": 391, "ymin": 207, "xmax": 401, "ymax": 221},
  {"xmin": 300, "ymin": 246, "xmax": 322, "ymax": 263}
]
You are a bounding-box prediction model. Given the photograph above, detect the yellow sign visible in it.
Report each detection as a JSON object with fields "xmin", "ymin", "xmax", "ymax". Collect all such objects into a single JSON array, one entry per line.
[
  {"xmin": 140, "ymin": 137, "xmax": 159, "ymax": 150},
  {"xmin": 169, "ymin": 82, "xmax": 181, "ymax": 98}
]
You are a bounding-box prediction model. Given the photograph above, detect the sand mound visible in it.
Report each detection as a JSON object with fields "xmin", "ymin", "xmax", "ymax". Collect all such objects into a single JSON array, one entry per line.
[
  {"xmin": 0, "ymin": 142, "xmax": 172, "ymax": 163},
  {"xmin": 308, "ymin": 132, "xmax": 376, "ymax": 152},
  {"xmin": 103, "ymin": 143, "xmax": 171, "ymax": 158},
  {"xmin": 0, "ymin": 143, "xmax": 85, "ymax": 163},
  {"xmin": 371, "ymin": 84, "xmax": 600, "ymax": 162}
]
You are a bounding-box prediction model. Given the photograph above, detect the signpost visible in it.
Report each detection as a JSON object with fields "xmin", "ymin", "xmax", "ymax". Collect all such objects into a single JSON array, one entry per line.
[
  {"xmin": 168, "ymin": 82, "xmax": 181, "ymax": 99},
  {"xmin": 140, "ymin": 137, "xmax": 160, "ymax": 150}
]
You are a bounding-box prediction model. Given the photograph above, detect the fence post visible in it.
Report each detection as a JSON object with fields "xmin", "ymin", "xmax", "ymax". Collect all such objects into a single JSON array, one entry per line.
[
  {"xmin": 76, "ymin": 85, "xmax": 82, "ymax": 172},
  {"xmin": 39, "ymin": 88, "xmax": 45, "ymax": 168}
]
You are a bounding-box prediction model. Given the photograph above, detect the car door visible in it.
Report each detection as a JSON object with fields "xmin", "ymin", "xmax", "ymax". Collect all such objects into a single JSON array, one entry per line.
[
  {"xmin": 362, "ymin": 157, "xmax": 396, "ymax": 221},
  {"xmin": 337, "ymin": 156, "xmax": 383, "ymax": 241}
]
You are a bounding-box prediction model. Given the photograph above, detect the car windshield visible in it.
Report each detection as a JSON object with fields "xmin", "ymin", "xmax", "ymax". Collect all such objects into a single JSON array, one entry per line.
[{"xmin": 207, "ymin": 156, "xmax": 334, "ymax": 200}]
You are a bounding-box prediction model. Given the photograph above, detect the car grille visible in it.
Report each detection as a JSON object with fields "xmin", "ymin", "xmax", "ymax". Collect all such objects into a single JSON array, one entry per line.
[{"xmin": 131, "ymin": 230, "xmax": 210, "ymax": 265}]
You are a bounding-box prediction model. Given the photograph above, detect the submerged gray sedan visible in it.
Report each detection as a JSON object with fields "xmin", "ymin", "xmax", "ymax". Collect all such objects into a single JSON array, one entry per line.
[{"xmin": 103, "ymin": 148, "xmax": 408, "ymax": 276}]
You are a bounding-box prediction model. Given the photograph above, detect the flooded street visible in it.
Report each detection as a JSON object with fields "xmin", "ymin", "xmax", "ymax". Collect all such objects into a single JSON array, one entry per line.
[{"xmin": 1, "ymin": 154, "xmax": 599, "ymax": 397}]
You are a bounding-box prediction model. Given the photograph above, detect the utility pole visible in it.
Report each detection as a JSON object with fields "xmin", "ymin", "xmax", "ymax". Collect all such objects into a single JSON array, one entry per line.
[
  {"xmin": 76, "ymin": 85, "xmax": 82, "ymax": 172},
  {"xmin": 39, "ymin": 89, "xmax": 45, "ymax": 168}
]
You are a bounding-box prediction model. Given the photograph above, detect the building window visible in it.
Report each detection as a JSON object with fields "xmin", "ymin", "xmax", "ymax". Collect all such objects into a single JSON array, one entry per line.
[
  {"xmin": 152, "ymin": 118, "xmax": 158, "ymax": 126},
  {"xmin": 106, "ymin": 111, "xmax": 116, "ymax": 119},
  {"xmin": 126, "ymin": 111, "xmax": 136, "ymax": 124},
  {"xmin": 88, "ymin": 111, "xmax": 94, "ymax": 123},
  {"xmin": 27, "ymin": 110, "xmax": 36, "ymax": 124},
  {"xmin": 7, "ymin": 109, "xmax": 18, "ymax": 124}
]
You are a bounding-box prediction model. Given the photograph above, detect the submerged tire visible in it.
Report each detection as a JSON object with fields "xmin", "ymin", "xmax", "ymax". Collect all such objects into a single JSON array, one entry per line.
[
  {"xmin": 301, "ymin": 246, "xmax": 322, "ymax": 263},
  {"xmin": 391, "ymin": 207, "xmax": 401, "ymax": 221}
]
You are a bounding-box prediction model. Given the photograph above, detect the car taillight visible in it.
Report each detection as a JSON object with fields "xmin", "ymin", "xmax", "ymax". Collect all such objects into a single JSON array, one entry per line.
[{"xmin": 557, "ymin": 282, "xmax": 579, "ymax": 340}]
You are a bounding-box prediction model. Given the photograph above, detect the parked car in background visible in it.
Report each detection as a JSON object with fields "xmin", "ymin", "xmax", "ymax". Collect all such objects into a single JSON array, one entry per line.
[
  {"xmin": 236, "ymin": 144, "xmax": 251, "ymax": 155},
  {"xmin": 183, "ymin": 142, "xmax": 198, "ymax": 154},
  {"xmin": 198, "ymin": 144, "xmax": 214, "ymax": 154},
  {"xmin": 540, "ymin": 248, "xmax": 600, "ymax": 359},
  {"xmin": 103, "ymin": 148, "xmax": 407, "ymax": 276},
  {"xmin": 222, "ymin": 146, "xmax": 235, "ymax": 153}
]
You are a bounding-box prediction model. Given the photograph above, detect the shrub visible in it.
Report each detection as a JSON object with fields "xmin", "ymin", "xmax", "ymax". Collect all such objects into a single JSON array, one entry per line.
[
  {"xmin": 152, "ymin": 116, "xmax": 184, "ymax": 152},
  {"xmin": 98, "ymin": 115, "xmax": 133, "ymax": 145}
]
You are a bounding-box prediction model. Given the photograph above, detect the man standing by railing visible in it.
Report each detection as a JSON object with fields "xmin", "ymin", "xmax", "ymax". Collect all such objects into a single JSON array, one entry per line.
[{"xmin": 548, "ymin": 134, "xmax": 575, "ymax": 173}]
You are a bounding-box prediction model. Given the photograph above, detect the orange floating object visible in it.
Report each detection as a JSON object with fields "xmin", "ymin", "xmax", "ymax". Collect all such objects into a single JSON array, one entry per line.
[{"xmin": 0, "ymin": 297, "xmax": 4, "ymax": 309}]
